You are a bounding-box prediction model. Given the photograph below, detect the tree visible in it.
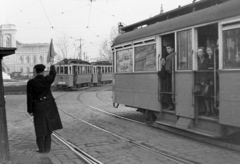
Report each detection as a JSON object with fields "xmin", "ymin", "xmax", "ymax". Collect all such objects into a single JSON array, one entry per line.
[
  {"xmin": 55, "ymin": 35, "xmax": 75, "ymax": 61},
  {"xmin": 98, "ymin": 26, "xmax": 118, "ymax": 62}
]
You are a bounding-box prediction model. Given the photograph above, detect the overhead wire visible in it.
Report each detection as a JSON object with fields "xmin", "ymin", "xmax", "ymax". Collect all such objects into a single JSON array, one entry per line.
[
  {"xmin": 39, "ymin": 0, "xmax": 53, "ymax": 28},
  {"xmin": 93, "ymin": 0, "xmax": 108, "ymax": 27},
  {"xmin": 17, "ymin": 4, "xmax": 89, "ymax": 26},
  {"xmin": 6, "ymin": 0, "xmax": 38, "ymax": 21},
  {"xmin": 87, "ymin": 1, "xmax": 93, "ymax": 27}
]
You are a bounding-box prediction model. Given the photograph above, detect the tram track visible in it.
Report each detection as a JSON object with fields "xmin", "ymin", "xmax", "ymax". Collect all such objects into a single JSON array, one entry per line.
[
  {"xmin": 54, "ymin": 88, "xmax": 199, "ymax": 164},
  {"xmin": 25, "ymin": 91, "xmax": 104, "ymax": 164}
]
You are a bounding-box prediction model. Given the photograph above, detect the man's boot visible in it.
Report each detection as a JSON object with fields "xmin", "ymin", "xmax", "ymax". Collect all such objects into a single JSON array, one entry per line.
[
  {"xmin": 36, "ymin": 137, "xmax": 45, "ymax": 153},
  {"xmin": 44, "ymin": 135, "xmax": 51, "ymax": 153}
]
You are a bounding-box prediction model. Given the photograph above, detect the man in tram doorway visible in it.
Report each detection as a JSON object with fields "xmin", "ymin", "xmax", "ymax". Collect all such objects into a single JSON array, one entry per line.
[
  {"xmin": 27, "ymin": 58, "xmax": 63, "ymax": 153},
  {"xmin": 165, "ymin": 45, "xmax": 175, "ymax": 111}
]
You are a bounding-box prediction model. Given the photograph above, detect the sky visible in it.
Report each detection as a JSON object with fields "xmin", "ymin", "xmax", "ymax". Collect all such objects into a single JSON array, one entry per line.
[{"xmin": 1, "ymin": 0, "xmax": 195, "ymax": 60}]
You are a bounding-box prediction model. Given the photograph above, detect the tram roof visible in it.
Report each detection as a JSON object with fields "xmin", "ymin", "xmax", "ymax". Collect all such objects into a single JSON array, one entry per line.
[
  {"xmin": 112, "ymin": 0, "xmax": 240, "ymax": 46},
  {"xmin": 91, "ymin": 61, "xmax": 112, "ymax": 66}
]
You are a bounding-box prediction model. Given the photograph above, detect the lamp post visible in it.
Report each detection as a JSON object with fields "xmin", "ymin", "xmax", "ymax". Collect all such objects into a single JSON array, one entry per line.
[{"xmin": 0, "ymin": 47, "xmax": 16, "ymax": 163}]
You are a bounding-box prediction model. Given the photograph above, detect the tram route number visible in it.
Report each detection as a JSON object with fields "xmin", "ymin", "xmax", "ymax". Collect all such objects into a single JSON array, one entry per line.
[{"xmin": 58, "ymin": 82, "xmax": 66, "ymax": 85}]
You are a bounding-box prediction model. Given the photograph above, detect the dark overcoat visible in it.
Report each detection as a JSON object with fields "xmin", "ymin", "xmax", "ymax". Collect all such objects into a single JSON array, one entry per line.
[
  {"xmin": 158, "ymin": 65, "xmax": 172, "ymax": 104},
  {"xmin": 27, "ymin": 65, "xmax": 63, "ymax": 137}
]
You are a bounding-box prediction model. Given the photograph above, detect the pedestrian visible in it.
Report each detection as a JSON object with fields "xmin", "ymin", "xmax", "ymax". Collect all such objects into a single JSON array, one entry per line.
[{"xmin": 27, "ymin": 58, "xmax": 63, "ymax": 153}]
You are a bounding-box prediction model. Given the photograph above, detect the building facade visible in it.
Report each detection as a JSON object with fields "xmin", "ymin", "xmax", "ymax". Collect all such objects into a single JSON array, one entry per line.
[{"xmin": 1, "ymin": 24, "xmax": 51, "ymax": 76}]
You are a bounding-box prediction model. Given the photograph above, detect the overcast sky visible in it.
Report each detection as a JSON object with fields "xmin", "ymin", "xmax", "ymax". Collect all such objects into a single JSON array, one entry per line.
[{"xmin": 2, "ymin": 0, "xmax": 195, "ymax": 59}]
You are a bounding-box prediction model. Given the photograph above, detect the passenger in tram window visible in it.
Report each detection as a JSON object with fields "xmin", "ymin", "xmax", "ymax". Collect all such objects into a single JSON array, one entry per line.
[
  {"xmin": 158, "ymin": 57, "xmax": 174, "ymax": 111},
  {"xmin": 196, "ymin": 47, "xmax": 211, "ymax": 116},
  {"xmin": 165, "ymin": 45, "xmax": 175, "ymax": 74}
]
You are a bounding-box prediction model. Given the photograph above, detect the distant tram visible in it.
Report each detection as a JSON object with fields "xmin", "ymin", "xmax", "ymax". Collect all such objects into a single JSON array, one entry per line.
[
  {"xmin": 54, "ymin": 59, "xmax": 92, "ymax": 88},
  {"xmin": 54, "ymin": 59, "xmax": 113, "ymax": 89},
  {"xmin": 112, "ymin": 0, "xmax": 240, "ymax": 137},
  {"xmin": 92, "ymin": 61, "xmax": 113, "ymax": 85}
]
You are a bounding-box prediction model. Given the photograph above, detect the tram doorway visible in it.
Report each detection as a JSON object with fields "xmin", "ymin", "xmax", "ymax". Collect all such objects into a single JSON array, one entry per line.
[
  {"xmin": 194, "ymin": 23, "xmax": 219, "ymax": 119},
  {"xmin": 159, "ymin": 33, "xmax": 175, "ymax": 111}
]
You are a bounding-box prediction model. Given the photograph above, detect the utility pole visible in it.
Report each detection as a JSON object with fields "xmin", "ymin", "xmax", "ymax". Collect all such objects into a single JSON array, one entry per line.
[{"xmin": 75, "ymin": 38, "xmax": 84, "ymax": 60}]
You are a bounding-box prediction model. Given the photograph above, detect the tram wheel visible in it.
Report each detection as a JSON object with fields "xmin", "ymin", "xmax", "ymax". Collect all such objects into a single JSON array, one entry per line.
[{"xmin": 143, "ymin": 110, "xmax": 157, "ymax": 124}]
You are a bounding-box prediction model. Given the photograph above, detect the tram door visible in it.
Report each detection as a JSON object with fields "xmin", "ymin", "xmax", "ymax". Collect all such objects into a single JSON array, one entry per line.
[
  {"xmin": 73, "ymin": 66, "xmax": 77, "ymax": 87},
  {"xmin": 219, "ymin": 21, "xmax": 240, "ymax": 127},
  {"xmin": 194, "ymin": 24, "xmax": 219, "ymax": 119},
  {"xmin": 175, "ymin": 30, "xmax": 195, "ymax": 119},
  {"xmin": 160, "ymin": 34, "xmax": 177, "ymax": 111},
  {"xmin": 97, "ymin": 67, "xmax": 102, "ymax": 83}
]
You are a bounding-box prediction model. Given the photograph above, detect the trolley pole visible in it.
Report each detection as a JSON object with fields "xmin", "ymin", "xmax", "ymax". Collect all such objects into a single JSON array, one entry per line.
[{"xmin": 0, "ymin": 48, "xmax": 16, "ymax": 163}]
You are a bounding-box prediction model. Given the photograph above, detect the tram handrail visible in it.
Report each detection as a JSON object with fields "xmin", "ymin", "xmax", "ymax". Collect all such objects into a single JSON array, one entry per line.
[
  {"xmin": 213, "ymin": 48, "xmax": 218, "ymax": 110},
  {"xmin": 172, "ymin": 53, "xmax": 176, "ymax": 104}
]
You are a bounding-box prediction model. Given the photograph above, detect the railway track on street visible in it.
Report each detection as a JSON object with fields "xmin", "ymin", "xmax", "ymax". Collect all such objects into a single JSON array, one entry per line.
[
  {"xmin": 53, "ymin": 86, "xmax": 240, "ymax": 164},
  {"xmin": 53, "ymin": 88, "xmax": 199, "ymax": 164}
]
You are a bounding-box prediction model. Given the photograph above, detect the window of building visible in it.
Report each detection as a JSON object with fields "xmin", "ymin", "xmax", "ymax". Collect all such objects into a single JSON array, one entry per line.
[
  {"xmin": 177, "ymin": 30, "xmax": 192, "ymax": 70},
  {"xmin": 26, "ymin": 56, "xmax": 30, "ymax": 64},
  {"xmin": 223, "ymin": 28, "xmax": 240, "ymax": 69},
  {"xmin": 33, "ymin": 56, "xmax": 37, "ymax": 65},
  {"xmin": 20, "ymin": 56, "xmax": 24, "ymax": 64},
  {"xmin": 40, "ymin": 56, "xmax": 43, "ymax": 63},
  {"xmin": 116, "ymin": 48, "xmax": 133, "ymax": 73},
  {"xmin": 134, "ymin": 44, "xmax": 156, "ymax": 72}
]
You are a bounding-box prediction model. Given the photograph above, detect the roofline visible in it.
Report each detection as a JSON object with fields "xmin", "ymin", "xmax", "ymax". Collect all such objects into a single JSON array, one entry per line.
[{"xmin": 121, "ymin": 0, "xmax": 229, "ymax": 32}]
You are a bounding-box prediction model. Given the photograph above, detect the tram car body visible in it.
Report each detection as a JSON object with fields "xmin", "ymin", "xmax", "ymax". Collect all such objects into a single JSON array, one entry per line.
[
  {"xmin": 54, "ymin": 59, "xmax": 92, "ymax": 88},
  {"xmin": 92, "ymin": 61, "xmax": 113, "ymax": 85},
  {"xmin": 112, "ymin": 0, "xmax": 240, "ymax": 137}
]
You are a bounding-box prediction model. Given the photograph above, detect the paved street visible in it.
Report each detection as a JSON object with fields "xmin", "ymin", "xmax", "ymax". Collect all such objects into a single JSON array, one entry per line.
[
  {"xmin": 5, "ymin": 93, "xmax": 85, "ymax": 164},
  {"xmin": 4, "ymin": 86, "xmax": 240, "ymax": 164},
  {"xmin": 55, "ymin": 86, "xmax": 240, "ymax": 164}
]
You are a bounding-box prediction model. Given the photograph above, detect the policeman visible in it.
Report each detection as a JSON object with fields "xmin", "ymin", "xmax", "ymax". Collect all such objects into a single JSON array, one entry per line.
[{"xmin": 27, "ymin": 59, "xmax": 63, "ymax": 153}]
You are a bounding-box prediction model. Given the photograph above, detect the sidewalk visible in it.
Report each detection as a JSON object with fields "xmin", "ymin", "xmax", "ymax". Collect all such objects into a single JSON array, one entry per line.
[{"xmin": 4, "ymin": 94, "xmax": 83, "ymax": 164}]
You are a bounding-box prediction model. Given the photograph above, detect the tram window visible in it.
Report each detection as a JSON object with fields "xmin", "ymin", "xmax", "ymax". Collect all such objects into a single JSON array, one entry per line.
[
  {"xmin": 223, "ymin": 28, "xmax": 240, "ymax": 69},
  {"xmin": 64, "ymin": 66, "xmax": 68, "ymax": 74},
  {"xmin": 135, "ymin": 44, "xmax": 156, "ymax": 71},
  {"xmin": 108, "ymin": 67, "xmax": 110, "ymax": 73},
  {"xmin": 116, "ymin": 48, "xmax": 133, "ymax": 72},
  {"xmin": 102, "ymin": 67, "xmax": 104, "ymax": 73},
  {"xmin": 105, "ymin": 67, "xmax": 107, "ymax": 73},
  {"xmin": 83, "ymin": 66, "xmax": 85, "ymax": 74},
  {"xmin": 69, "ymin": 66, "xmax": 72, "ymax": 74},
  {"xmin": 56, "ymin": 67, "xmax": 60, "ymax": 74},
  {"xmin": 177, "ymin": 30, "xmax": 192, "ymax": 70},
  {"xmin": 60, "ymin": 67, "xmax": 63, "ymax": 74},
  {"xmin": 73, "ymin": 66, "xmax": 77, "ymax": 75},
  {"xmin": 79, "ymin": 66, "xmax": 82, "ymax": 74}
]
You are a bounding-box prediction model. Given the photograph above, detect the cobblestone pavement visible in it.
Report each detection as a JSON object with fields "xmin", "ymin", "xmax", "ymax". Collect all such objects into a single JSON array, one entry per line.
[
  {"xmin": 4, "ymin": 93, "xmax": 85, "ymax": 164},
  {"xmin": 55, "ymin": 86, "xmax": 240, "ymax": 164}
]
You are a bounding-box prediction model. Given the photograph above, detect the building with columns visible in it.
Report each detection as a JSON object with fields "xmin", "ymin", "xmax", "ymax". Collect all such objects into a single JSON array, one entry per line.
[{"xmin": 1, "ymin": 24, "xmax": 51, "ymax": 76}]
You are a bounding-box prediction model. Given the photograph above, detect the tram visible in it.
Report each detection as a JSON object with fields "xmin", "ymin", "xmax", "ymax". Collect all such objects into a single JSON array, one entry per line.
[
  {"xmin": 54, "ymin": 59, "xmax": 92, "ymax": 88},
  {"xmin": 92, "ymin": 61, "xmax": 113, "ymax": 85},
  {"xmin": 112, "ymin": 0, "xmax": 240, "ymax": 137}
]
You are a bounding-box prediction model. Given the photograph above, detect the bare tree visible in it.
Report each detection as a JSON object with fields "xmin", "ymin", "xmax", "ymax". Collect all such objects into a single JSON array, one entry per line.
[
  {"xmin": 98, "ymin": 26, "xmax": 118, "ymax": 62},
  {"xmin": 55, "ymin": 35, "xmax": 75, "ymax": 61}
]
